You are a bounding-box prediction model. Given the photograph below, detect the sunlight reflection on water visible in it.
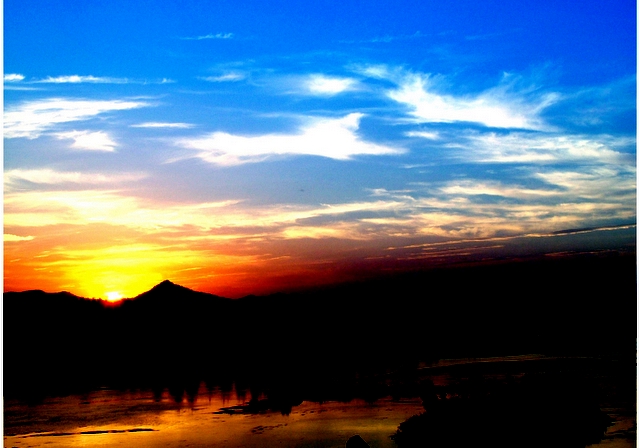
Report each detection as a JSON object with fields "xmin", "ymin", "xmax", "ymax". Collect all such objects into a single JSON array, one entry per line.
[
  {"xmin": 4, "ymin": 385, "xmax": 425, "ymax": 448},
  {"xmin": 5, "ymin": 357, "xmax": 635, "ymax": 448}
]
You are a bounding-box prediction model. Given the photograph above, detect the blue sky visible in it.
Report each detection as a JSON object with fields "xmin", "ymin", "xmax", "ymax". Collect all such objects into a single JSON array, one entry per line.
[{"xmin": 4, "ymin": 0, "xmax": 636, "ymax": 298}]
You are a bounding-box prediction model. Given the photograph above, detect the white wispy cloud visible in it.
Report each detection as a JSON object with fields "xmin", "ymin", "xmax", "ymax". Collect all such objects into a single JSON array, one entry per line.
[
  {"xmin": 131, "ymin": 122, "xmax": 194, "ymax": 129},
  {"xmin": 36, "ymin": 75, "xmax": 131, "ymax": 84},
  {"xmin": 406, "ymin": 131, "xmax": 439, "ymax": 140},
  {"xmin": 536, "ymin": 168, "xmax": 636, "ymax": 200},
  {"xmin": 369, "ymin": 176, "xmax": 635, "ymax": 238},
  {"xmin": 4, "ymin": 73, "xmax": 25, "ymax": 82},
  {"xmin": 4, "ymin": 171, "xmax": 634, "ymax": 264},
  {"xmin": 3, "ymin": 188, "xmax": 401, "ymax": 233},
  {"xmin": 175, "ymin": 113, "xmax": 403, "ymax": 166},
  {"xmin": 4, "ymin": 98, "xmax": 148, "ymax": 139},
  {"xmin": 4, "ymin": 86, "xmax": 43, "ymax": 91},
  {"xmin": 451, "ymin": 132, "xmax": 634, "ymax": 164},
  {"xmin": 8, "ymin": 185, "xmax": 631, "ymax": 243},
  {"xmin": 24, "ymin": 75, "xmax": 175, "ymax": 84},
  {"xmin": 304, "ymin": 75, "xmax": 358, "ymax": 95},
  {"xmin": 4, "ymin": 86, "xmax": 44, "ymax": 92},
  {"xmin": 354, "ymin": 64, "xmax": 394, "ymax": 80},
  {"xmin": 387, "ymin": 72, "xmax": 558, "ymax": 129},
  {"xmin": 55, "ymin": 130, "xmax": 118, "ymax": 151},
  {"xmin": 181, "ymin": 32, "xmax": 234, "ymax": 40},
  {"xmin": 5, "ymin": 168, "xmax": 148, "ymax": 187},
  {"xmin": 440, "ymin": 180, "xmax": 560, "ymax": 199},
  {"xmin": 199, "ymin": 72, "xmax": 246, "ymax": 82}
]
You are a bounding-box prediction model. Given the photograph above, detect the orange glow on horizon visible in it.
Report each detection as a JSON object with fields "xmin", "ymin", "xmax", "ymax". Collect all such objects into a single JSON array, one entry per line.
[
  {"xmin": 6, "ymin": 211, "xmax": 630, "ymax": 300},
  {"xmin": 4, "ymin": 236, "xmax": 374, "ymax": 299}
]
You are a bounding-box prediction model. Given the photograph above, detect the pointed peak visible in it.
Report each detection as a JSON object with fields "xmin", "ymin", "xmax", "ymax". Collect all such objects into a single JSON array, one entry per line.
[
  {"xmin": 149, "ymin": 279, "xmax": 187, "ymax": 291},
  {"xmin": 131, "ymin": 279, "xmax": 229, "ymax": 302},
  {"xmin": 132, "ymin": 279, "xmax": 193, "ymax": 299},
  {"xmin": 158, "ymin": 279, "xmax": 175, "ymax": 287}
]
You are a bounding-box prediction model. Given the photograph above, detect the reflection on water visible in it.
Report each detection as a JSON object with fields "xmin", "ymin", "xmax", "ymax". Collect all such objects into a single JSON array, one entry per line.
[
  {"xmin": 4, "ymin": 357, "xmax": 636, "ymax": 448},
  {"xmin": 4, "ymin": 384, "xmax": 425, "ymax": 448}
]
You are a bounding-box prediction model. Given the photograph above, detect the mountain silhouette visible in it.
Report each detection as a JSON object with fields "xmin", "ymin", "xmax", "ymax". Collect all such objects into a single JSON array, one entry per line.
[
  {"xmin": 122, "ymin": 279, "xmax": 231, "ymax": 314},
  {"xmin": 134, "ymin": 279, "xmax": 203, "ymax": 298},
  {"xmin": 143, "ymin": 278, "xmax": 187, "ymax": 293},
  {"xmin": 4, "ymin": 252, "xmax": 636, "ymax": 402}
]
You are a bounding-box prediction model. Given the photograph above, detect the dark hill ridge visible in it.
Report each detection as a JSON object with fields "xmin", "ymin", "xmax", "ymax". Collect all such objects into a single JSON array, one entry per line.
[
  {"xmin": 122, "ymin": 279, "xmax": 231, "ymax": 312},
  {"xmin": 133, "ymin": 279, "xmax": 212, "ymax": 299},
  {"xmin": 141, "ymin": 278, "xmax": 191, "ymax": 295},
  {"xmin": 4, "ymin": 252, "xmax": 636, "ymax": 401}
]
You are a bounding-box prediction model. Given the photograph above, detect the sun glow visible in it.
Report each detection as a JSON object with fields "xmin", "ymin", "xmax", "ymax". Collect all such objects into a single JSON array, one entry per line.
[{"xmin": 105, "ymin": 291, "xmax": 123, "ymax": 302}]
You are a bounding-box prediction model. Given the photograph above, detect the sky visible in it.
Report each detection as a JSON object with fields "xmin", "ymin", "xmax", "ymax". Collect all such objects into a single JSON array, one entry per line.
[{"xmin": 3, "ymin": 0, "xmax": 636, "ymax": 299}]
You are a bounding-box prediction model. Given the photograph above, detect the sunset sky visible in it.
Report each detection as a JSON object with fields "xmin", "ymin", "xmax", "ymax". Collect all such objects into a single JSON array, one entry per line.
[{"xmin": 4, "ymin": 0, "xmax": 636, "ymax": 299}]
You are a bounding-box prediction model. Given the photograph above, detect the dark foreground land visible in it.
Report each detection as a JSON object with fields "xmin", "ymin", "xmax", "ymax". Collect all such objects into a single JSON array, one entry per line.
[{"xmin": 4, "ymin": 252, "xmax": 637, "ymax": 446}]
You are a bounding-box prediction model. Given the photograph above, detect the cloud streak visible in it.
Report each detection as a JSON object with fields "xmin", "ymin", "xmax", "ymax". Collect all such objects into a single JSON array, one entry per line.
[
  {"xmin": 447, "ymin": 132, "xmax": 634, "ymax": 164},
  {"xmin": 36, "ymin": 75, "xmax": 132, "ymax": 84},
  {"xmin": 181, "ymin": 32, "xmax": 234, "ymax": 40},
  {"xmin": 439, "ymin": 180, "xmax": 560, "ymax": 199},
  {"xmin": 6, "ymin": 164, "xmax": 633, "ymax": 242},
  {"xmin": 131, "ymin": 122, "xmax": 194, "ymax": 129},
  {"xmin": 4, "ymin": 98, "xmax": 148, "ymax": 139},
  {"xmin": 199, "ymin": 73, "xmax": 246, "ymax": 82},
  {"xmin": 175, "ymin": 113, "xmax": 403, "ymax": 165},
  {"xmin": 5, "ymin": 169, "xmax": 148, "ymax": 188},
  {"xmin": 11, "ymin": 75, "xmax": 175, "ymax": 85}
]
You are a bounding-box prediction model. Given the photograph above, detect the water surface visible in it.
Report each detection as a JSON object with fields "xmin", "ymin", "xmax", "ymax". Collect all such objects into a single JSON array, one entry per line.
[
  {"xmin": 5, "ymin": 385, "xmax": 424, "ymax": 448},
  {"xmin": 5, "ymin": 356, "xmax": 635, "ymax": 448}
]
